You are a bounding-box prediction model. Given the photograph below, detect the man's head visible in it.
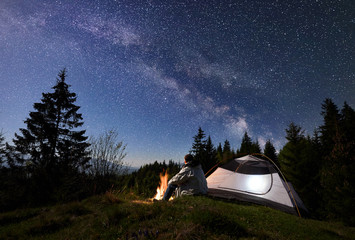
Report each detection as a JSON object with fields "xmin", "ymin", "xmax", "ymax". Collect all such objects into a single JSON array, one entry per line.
[{"xmin": 184, "ymin": 154, "xmax": 194, "ymax": 164}]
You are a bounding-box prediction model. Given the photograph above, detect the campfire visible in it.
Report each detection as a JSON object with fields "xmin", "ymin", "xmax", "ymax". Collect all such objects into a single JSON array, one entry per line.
[
  {"xmin": 153, "ymin": 170, "xmax": 169, "ymax": 200},
  {"xmin": 133, "ymin": 170, "xmax": 171, "ymax": 205}
]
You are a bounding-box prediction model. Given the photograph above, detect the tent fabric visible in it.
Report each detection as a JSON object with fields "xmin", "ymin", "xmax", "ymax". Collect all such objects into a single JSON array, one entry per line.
[
  {"xmin": 206, "ymin": 155, "xmax": 308, "ymax": 216},
  {"xmin": 220, "ymin": 156, "xmax": 278, "ymax": 174}
]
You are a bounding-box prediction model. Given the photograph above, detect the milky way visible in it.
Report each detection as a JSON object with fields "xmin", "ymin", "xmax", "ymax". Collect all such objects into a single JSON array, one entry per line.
[{"xmin": 1, "ymin": 0, "xmax": 354, "ymax": 166}]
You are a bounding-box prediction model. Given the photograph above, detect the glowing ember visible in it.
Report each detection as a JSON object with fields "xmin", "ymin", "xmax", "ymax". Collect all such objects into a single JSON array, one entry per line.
[{"xmin": 153, "ymin": 170, "xmax": 169, "ymax": 200}]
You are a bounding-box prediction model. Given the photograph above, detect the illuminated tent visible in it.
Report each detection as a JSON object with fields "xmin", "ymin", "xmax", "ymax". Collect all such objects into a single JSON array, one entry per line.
[{"xmin": 206, "ymin": 155, "xmax": 308, "ymax": 216}]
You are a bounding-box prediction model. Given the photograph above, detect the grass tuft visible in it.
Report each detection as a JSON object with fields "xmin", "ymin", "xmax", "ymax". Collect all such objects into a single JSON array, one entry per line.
[
  {"xmin": 0, "ymin": 208, "xmax": 39, "ymax": 226},
  {"xmin": 106, "ymin": 207, "xmax": 128, "ymax": 227},
  {"xmin": 102, "ymin": 190, "xmax": 123, "ymax": 204},
  {"xmin": 64, "ymin": 202, "xmax": 92, "ymax": 216},
  {"xmin": 189, "ymin": 208, "xmax": 249, "ymax": 238},
  {"xmin": 27, "ymin": 216, "xmax": 71, "ymax": 236}
]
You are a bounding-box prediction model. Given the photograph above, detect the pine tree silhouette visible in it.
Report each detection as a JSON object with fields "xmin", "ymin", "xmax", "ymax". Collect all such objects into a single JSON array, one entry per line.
[
  {"xmin": 263, "ymin": 140, "xmax": 279, "ymax": 167},
  {"xmin": 10, "ymin": 69, "xmax": 90, "ymax": 202}
]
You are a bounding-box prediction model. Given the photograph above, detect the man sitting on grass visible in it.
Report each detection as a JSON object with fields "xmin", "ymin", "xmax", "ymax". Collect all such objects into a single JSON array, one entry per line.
[{"xmin": 163, "ymin": 154, "xmax": 207, "ymax": 201}]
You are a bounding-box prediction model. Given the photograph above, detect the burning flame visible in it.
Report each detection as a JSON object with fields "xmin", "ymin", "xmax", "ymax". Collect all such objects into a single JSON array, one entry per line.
[{"xmin": 153, "ymin": 170, "xmax": 169, "ymax": 200}]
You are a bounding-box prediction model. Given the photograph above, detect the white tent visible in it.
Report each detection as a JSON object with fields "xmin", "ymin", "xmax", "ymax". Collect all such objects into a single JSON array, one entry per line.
[{"xmin": 207, "ymin": 155, "xmax": 308, "ymax": 216}]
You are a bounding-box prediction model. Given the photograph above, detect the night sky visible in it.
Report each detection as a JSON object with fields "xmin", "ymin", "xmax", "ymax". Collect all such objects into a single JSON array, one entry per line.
[{"xmin": 1, "ymin": 0, "xmax": 354, "ymax": 167}]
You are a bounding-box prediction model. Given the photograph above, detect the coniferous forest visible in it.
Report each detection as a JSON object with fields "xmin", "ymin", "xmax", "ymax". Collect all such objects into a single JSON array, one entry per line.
[{"xmin": 0, "ymin": 70, "xmax": 354, "ymax": 226}]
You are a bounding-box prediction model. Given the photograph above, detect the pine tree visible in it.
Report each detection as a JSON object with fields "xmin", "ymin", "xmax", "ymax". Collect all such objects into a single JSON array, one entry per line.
[
  {"xmin": 285, "ymin": 122, "xmax": 305, "ymax": 143},
  {"xmin": 10, "ymin": 69, "xmax": 90, "ymax": 202},
  {"xmin": 319, "ymin": 98, "xmax": 340, "ymax": 156},
  {"xmin": 190, "ymin": 128, "xmax": 219, "ymax": 173},
  {"xmin": 320, "ymin": 102, "xmax": 355, "ymax": 225},
  {"xmin": 279, "ymin": 123, "xmax": 305, "ymax": 187},
  {"xmin": 279, "ymin": 122, "xmax": 323, "ymax": 216},
  {"xmin": 0, "ymin": 131, "xmax": 6, "ymax": 167},
  {"xmin": 190, "ymin": 127, "xmax": 206, "ymax": 159},
  {"xmin": 263, "ymin": 139, "xmax": 279, "ymax": 167},
  {"xmin": 321, "ymin": 125, "xmax": 355, "ymax": 225},
  {"xmin": 190, "ymin": 127, "xmax": 207, "ymax": 171},
  {"xmin": 216, "ymin": 143, "xmax": 223, "ymax": 163},
  {"xmin": 251, "ymin": 140, "xmax": 261, "ymax": 154},
  {"xmin": 222, "ymin": 139, "xmax": 233, "ymax": 163},
  {"xmin": 12, "ymin": 69, "xmax": 90, "ymax": 170},
  {"xmin": 204, "ymin": 136, "xmax": 218, "ymax": 176},
  {"xmin": 340, "ymin": 102, "xmax": 355, "ymax": 145},
  {"xmin": 238, "ymin": 132, "xmax": 253, "ymax": 155},
  {"xmin": 301, "ymin": 135, "xmax": 323, "ymax": 216},
  {"xmin": 222, "ymin": 139, "xmax": 231, "ymax": 154}
]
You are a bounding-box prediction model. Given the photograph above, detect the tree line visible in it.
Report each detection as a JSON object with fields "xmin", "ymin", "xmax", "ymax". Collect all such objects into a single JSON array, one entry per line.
[
  {"xmin": 279, "ymin": 100, "xmax": 355, "ymax": 225},
  {"xmin": 189, "ymin": 127, "xmax": 279, "ymax": 176},
  {"xmin": 0, "ymin": 69, "xmax": 354, "ymax": 226}
]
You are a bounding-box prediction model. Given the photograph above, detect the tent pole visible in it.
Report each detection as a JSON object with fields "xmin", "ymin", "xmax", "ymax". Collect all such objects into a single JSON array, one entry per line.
[
  {"xmin": 251, "ymin": 153, "xmax": 302, "ymax": 218},
  {"xmin": 204, "ymin": 163, "xmax": 220, "ymax": 177}
]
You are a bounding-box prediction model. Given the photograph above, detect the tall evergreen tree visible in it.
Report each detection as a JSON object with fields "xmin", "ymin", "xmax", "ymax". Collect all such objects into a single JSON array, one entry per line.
[
  {"xmin": 238, "ymin": 132, "xmax": 253, "ymax": 155},
  {"xmin": 190, "ymin": 128, "xmax": 219, "ymax": 174},
  {"xmin": 285, "ymin": 122, "xmax": 305, "ymax": 143},
  {"xmin": 216, "ymin": 143, "xmax": 223, "ymax": 163},
  {"xmin": 204, "ymin": 136, "xmax": 218, "ymax": 176},
  {"xmin": 222, "ymin": 139, "xmax": 233, "ymax": 163},
  {"xmin": 340, "ymin": 102, "xmax": 355, "ymax": 145},
  {"xmin": 12, "ymin": 69, "xmax": 90, "ymax": 170},
  {"xmin": 190, "ymin": 127, "xmax": 208, "ymax": 171},
  {"xmin": 263, "ymin": 139, "xmax": 279, "ymax": 167},
  {"xmin": 0, "ymin": 131, "xmax": 6, "ymax": 167},
  {"xmin": 320, "ymin": 102, "xmax": 355, "ymax": 225},
  {"xmin": 321, "ymin": 125, "xmax": 355, "ymax": 225},
  {"xmin": 190, "ymin": 127, "xmax": 206, "ymax": 158},
  {"xmin": 9, "ymin": 69, "xmax": 90, "ymax": 202},
  {"xmin": 279, "ymin": 122, "xmax": 323, "ymax": 216},
  {"xmin": 319, "ymin": 98, "xmax": 340, "ymax": 156},
  {"xmin": 237, "ymin": 133, "xmax": 261, "ymax": 154},
  {"xmin": 222, "ymin": 139, "xmax": 231, "ymax": 154},
  {"xmin": 300, "ymin": 135, "xmax": 323, "ymax": 216},
  {"xmin": 251, "ymin": 140, "xmax": 261, "ymax": 154},
  {"xmin": 279, "ymin": 123, "xmax": 305, "ymax": 186}
]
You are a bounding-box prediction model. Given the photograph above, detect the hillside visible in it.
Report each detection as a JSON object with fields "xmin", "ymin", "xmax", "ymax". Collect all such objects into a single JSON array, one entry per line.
[{"xmin": 0, "ymin": 192, "xmax": 354, "ymax": 240}]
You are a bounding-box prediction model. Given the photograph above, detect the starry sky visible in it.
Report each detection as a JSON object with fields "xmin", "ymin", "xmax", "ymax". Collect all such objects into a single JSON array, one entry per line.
[{"xmin": 1, "ymin": 0, "xmax": 354, "ymax": 167}]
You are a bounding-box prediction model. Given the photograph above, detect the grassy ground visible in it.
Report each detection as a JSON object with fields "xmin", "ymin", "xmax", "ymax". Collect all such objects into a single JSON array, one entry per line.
[{"xmin": 0, "ymin": 192, "xmax": 354, "ymax": 240}]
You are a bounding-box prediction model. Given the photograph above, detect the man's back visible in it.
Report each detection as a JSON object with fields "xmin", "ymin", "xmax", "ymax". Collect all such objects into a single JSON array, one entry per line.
[{"xmin": 168, "ymin": 164, "xmax": 208, "ymax": 197}]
